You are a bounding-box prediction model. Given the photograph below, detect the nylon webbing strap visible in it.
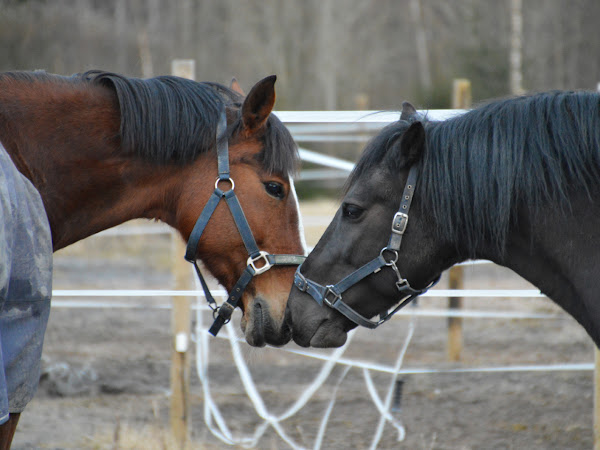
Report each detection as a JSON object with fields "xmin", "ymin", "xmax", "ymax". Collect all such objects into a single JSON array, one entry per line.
[
  {"xmin": 185, "ymin": 190, "xmax": 222, "ymax": 262},
  {"xmin": 267, "ymin": 254, "xmax": 307, "ymax": 266},
  {"xmin": 331, "ymin": 296, "xmax": 383, "ymax": 329},
  {"xmin": 294, "ymin": 271, "xmax": 326, "ymax": 306},
  {"xmin": 332, "ymin": 256, "xmax": 387, "ymax": 294},
  {"xmin": 388, "ymin": 165, "xmax": 418, "ymax": 251},
  {"xmin": 223, "ymin": 190, "xmax": 261, "ymax": 257},
  {"xmin": 216, "ymin": 110, "xmax": 230, "ymax": 180},
  {"xmin": 209, "ymin": 266, "xmax": 255, "ymax": 336},
  {"xmin": 192, "ymin": 260, "xmax": 217, "ymax": 308}
]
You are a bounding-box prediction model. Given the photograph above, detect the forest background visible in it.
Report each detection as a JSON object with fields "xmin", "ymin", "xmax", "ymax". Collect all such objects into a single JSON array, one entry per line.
[{"xmin": 3, "ymin": 0, "xmax": 600, "ymax": 111}]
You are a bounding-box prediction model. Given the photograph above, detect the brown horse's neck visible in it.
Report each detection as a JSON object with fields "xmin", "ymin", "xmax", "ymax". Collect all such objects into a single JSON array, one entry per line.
[{"xmin": 0, "ymin": 76, "xmax": 188, "ymax": 251}]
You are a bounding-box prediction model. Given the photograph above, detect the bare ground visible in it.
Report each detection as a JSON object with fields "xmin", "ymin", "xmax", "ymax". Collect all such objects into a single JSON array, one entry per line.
[{"xmin": 11, "ymin": 201, "xmax": 596, "ymax": 449}]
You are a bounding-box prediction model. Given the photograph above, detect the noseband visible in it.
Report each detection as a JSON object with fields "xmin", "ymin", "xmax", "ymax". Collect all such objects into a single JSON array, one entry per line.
[
  {"xmin": 185, "ymin": 109, "xmax": 305, "ymax": 336},
  {"xmin": 294, "ymin": 165, "xmax": 439, "ymax": 329}
]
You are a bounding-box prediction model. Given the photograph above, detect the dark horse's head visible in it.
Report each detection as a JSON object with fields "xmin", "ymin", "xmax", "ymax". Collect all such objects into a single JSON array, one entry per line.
[
  {"xmin": 286, "ymin": 104, "xmax": 454, "ymax": 347},
  {"xmin": 288, "ymin": 90, "xmax": 600, "ymax": 347}
]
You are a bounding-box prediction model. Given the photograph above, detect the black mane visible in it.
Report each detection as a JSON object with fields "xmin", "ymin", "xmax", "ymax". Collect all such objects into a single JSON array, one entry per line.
[
  {"xmin": 0, "ymin": 70, "xmax": 297, "ymax": 175},
  {"xmin": 82, "ymin": 71, "xmax": 298, "ymax": 174},
  {"xmin": 349, "ymin": 91, "xmax": 600, "ymax": 255}
]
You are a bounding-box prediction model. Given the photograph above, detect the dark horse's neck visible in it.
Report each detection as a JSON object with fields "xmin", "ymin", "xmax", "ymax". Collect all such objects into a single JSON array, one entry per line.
[
  {"xmin": 0, "ymin": 75, "xmax": 188, "ymax": 250},
  {"xmin": 419, "ymin": 92, "xmax": 600, "ymax": 346}
]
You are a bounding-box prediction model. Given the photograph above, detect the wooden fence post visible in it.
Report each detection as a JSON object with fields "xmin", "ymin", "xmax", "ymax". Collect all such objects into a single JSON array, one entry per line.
[
  {"xmin": 447, "ymin": 79, "xmax": 471, "ymax": 362},
  {"xmin": 170, "ymin": 59, "xmax": 195, "ymax": 448}
]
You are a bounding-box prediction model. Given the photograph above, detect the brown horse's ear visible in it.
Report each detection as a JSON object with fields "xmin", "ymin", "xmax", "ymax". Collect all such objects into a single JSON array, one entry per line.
[
  {"xmin": 400, "ymin": 101, "xmax": 418, "ymax": 122},
  {"xmin": 388, "ymin": 121, "xmax": 425, "ymax": 168},
  {"xmin": 241, "ymin": 75, "xmax": 276, "ymax": 133},
  {"xmin": 230, "ymin": 77, "xmax": 245, "ymax": 95}
]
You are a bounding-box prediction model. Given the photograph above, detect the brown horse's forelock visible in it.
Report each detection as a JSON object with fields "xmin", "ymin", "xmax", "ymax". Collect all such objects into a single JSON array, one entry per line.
[
  {"xmin": 83, "ymin": 71, "xmax": 298, "ymax": 175},
  {"xmin": 0, "ymin": 70, "xmax": 298, "ymax": 176}
]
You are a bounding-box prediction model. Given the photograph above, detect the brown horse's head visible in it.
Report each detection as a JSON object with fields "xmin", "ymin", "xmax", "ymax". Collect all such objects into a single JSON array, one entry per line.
[
  {"xmin": 175, "ymin": 76, "xmax": 306, "ymax": 346},
  {"xmin": 15, "ymin": 70, "xmax": 306, "ymax": 347}
]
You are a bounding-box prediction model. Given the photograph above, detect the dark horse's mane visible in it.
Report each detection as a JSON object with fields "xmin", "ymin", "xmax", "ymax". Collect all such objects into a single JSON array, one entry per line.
[
  {"xmin": 349, "ymin": 91, "xmax": 600, "ymax": 255},
  {"xmin": 0, "ymin": 70, "xmax": 297, "ymax": 174}
]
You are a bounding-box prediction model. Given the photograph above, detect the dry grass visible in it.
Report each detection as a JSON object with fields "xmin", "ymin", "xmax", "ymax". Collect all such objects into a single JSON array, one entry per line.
[{"xmin": 83, "ymin": 421, "xmax": 207, "ymax": 450}]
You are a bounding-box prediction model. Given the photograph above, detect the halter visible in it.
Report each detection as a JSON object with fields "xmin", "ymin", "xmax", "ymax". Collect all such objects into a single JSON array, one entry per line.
[
  {"xmin": 185, "ymin": 109, "xmax": 306, "ymax": 336},
  {"xmin": 293, "ymin": 165, "xmax": 439, "ymax": 329}
]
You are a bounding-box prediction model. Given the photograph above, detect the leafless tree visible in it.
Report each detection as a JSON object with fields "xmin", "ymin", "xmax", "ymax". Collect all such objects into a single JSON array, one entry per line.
[{"xmin": 1, "ymin": 0, "xmax": 599, "ymax": 109}]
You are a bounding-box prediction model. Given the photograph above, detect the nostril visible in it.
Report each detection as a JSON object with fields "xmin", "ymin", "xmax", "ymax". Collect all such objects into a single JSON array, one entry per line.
[
  {"xmin": 251, "ymin": 301, "xmax": 266, "ymax": 347},
  {"xmin": 254, "ymin": 301, "xmax": 263, "ymax": 328},
  {"xmin": 284, "ymin": 302, "xmax": 293, "ymax": 326}
]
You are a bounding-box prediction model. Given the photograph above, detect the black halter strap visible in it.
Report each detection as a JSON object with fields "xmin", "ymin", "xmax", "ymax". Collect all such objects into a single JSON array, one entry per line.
[
  {"xmin": 185, "ymin": 109, "xmax": 305, "ymax": 336},
  {"xmin": 294, "ymin": 165, "xmax": 439, "ymax": 329}
]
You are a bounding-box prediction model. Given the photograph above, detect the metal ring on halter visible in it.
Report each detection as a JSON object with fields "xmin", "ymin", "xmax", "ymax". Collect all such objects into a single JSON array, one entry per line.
[
  {"xmin": 214, "ymin": 177, "xmax": 235, "ymax": 191},
  {"xmin": 212, "ymin": 306, "xmax": 231, "ymax": 325},
  {"xmin": 379, "ymin": 247, "xmax": 399, "ymax": 265}
]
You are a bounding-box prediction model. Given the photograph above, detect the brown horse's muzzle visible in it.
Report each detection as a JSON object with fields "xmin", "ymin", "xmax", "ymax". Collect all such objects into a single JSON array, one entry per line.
[{"xmin": 241, "ymin": 296, "xmax": 292, "ymax": 347}]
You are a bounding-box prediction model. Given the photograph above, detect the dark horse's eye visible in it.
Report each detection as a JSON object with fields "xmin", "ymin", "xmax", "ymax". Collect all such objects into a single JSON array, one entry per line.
[
  {"xmin": 342, "ymin": 203, "xmax": 364, "ymax": 220},
  {"xmin": 264, "ymin": 181, "xmax": 285, "ymax": 199}
]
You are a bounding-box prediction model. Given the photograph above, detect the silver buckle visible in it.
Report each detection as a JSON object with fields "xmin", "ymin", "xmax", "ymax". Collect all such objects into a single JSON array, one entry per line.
[
  {"xmin": 391, "ymin": 212, "xmax": 408, "ymax": 234},
  {"xmin": 247, "ymin": 251, "xmax": 273, "ymax": 275},
  {"xmin": 294, "ymin": 271, "xmax": 308, "ymax": 292},
  {"xmin": 324, "ymin": 286, "xmax": 342, "ymax": 307}
]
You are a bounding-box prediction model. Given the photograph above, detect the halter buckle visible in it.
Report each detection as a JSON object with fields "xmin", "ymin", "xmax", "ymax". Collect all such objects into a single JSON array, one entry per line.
[
  {"xmin": 247, "ymin": 251, "xmax": 273, "ymax": 275},
  {"xmin": 212, "ymin": 305, "xmax": 232, "ymax": 325},
  {"xmin": 294, "ymin": 270, "xmax": 308, "ymax": 292},
  {"xmin": 391, "ymin": 212, "xmax": 408, "ymax": 235},
  {"xmin": 324, "ymin": 286, "xmax": 342, "ymax": 307}
]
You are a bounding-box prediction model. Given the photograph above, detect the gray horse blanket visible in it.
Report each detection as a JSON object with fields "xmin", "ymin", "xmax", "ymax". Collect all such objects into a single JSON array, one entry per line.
[{"xmin": 0, "ymin": 143, "xmax": 52, "ymax": 424}]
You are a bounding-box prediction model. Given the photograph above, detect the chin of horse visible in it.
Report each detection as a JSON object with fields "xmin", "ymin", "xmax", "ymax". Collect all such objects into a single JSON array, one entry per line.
[{"xmin": 285, "ymin": 296, "xmax": 350, "ymax": 348}]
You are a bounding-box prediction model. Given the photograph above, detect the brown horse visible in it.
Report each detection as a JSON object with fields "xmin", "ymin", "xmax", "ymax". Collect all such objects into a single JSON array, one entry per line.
[{"xmin": 0, "ymin": 70, "xmax": 305, "ymax": 447}]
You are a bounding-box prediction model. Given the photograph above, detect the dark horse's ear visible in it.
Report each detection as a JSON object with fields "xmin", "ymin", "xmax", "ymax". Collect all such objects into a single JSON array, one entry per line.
[
  {"xmin": 400, "ymin": 101, "xmax": 418, "ymax": 122},
  {"xmin": 388, "ymin": 121, "xmax": 425, "ymax": 169},
  {"xmin": 241, "ymin": 75, "xmax": 276, "ymax": 134}
]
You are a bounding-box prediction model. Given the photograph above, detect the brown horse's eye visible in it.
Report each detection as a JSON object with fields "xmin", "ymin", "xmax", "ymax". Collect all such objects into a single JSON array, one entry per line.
[{"xmin": 264, "ymin": 181, "xmax": 284, "ymax": 199}]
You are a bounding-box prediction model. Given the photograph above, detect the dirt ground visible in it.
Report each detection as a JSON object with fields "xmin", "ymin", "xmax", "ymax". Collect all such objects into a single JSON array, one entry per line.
[{"xmin": 11, "ymin": 201, "xmax": 597, "ymax": 449}]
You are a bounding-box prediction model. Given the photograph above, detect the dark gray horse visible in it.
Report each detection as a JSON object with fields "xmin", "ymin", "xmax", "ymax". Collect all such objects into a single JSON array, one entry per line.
[{"xmin": 287, "ymin": 92, "xmax": 600, "ymax": 348}]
